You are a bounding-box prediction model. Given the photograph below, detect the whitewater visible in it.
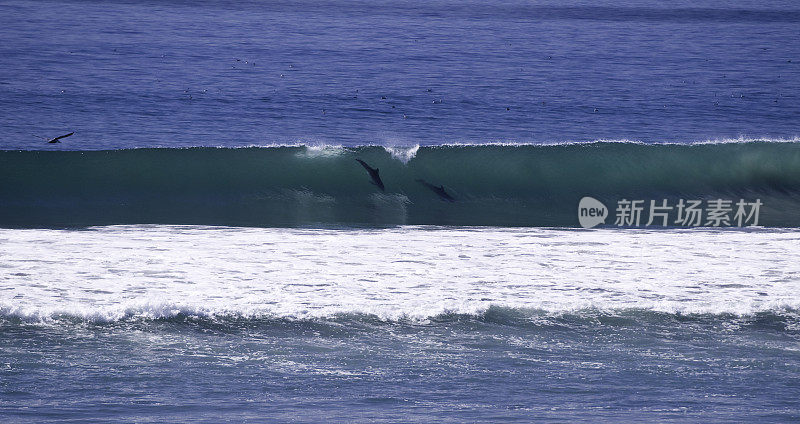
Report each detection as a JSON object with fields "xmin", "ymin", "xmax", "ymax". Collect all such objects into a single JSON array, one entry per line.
[
  {"xmin": 3, "ymin": 225, "xmax": 800, "ymax": 422},
  {"xmin": 3, "ymin": 225, "xmax": 799, "ymax": 322}
]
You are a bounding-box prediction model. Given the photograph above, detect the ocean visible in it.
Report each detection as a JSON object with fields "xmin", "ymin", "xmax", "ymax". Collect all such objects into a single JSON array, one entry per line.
[{"xmin": 1, "ymin": 0, "xmax": 800, "ymax": 422}]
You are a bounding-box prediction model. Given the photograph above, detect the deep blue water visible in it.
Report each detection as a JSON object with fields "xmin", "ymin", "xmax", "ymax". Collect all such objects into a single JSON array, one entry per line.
[{"xmin": 1, "ymin": 0, "xmax": 799, "ymax": 150}]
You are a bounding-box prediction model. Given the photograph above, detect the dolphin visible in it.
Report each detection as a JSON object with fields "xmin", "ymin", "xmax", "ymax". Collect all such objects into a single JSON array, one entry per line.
[
  {"xmin": 47, "ymin": 132, "xmax": 74, "ymax": 143},
  {"xmin": 355, "ymin": 159, "xmax": 385, "ymax": 191},
  {"xmin": 416, "ymin": 179, "xmax": 455, "ymax": 202}
]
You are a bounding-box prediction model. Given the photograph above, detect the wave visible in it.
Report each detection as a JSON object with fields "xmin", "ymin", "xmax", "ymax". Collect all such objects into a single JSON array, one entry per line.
[
  {"xmin": 3, "ymin": 302, "xmax": 799, "ymax": 330},
  {"xmin": 1, "ymin": 141, "xmax": 800, "ymax": 227}
]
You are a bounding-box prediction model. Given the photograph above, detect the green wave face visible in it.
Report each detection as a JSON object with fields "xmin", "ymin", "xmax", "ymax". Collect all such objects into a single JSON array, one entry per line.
[{"xmin": 1, "ymin": 142, "xmax": 799, "ymax": 227}]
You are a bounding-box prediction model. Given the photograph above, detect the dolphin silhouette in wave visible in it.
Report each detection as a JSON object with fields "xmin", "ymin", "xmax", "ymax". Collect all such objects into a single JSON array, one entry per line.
[
  {"xmin": 355, "ymin": 159, "xmax": 385, "ymax": 191},
  {"xmin": 416, "ymin": 179, "xmax": 455, "ymax": 202}
]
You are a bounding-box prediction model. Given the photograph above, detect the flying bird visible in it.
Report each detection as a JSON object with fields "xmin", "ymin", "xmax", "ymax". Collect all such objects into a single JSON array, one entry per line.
[{"xmin": 47, "ymin": 132, "xmax": 74, "ymax": 143}]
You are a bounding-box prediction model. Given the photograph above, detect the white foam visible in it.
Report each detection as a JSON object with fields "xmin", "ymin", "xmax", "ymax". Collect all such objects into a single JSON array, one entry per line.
[
  {"xmin": 1, "ymin": 226, "xmax": 799, "ymax": 322},
  {"xmin": 383, "ymin": 144, "xmax": 420, "ymax": 164},
  {"xmin": 694, "ymin": 136, "xmax": 800, "ymax": 145},
  {"xmin": 55, "ymin": 137, "xmax": 800, "ymax": 154},
  {"xmin": 295, "ymin": 143, "xmax": 346, "ymax": 158},
  {"xmin": 436, "ymin": 136, "xmax": 800, "ymax": 147}
]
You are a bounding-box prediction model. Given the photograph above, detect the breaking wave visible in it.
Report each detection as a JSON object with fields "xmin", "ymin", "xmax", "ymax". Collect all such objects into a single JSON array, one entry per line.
[{"xmin": 1, "ymin": 141, "xmax": 799, "ymax": 227}]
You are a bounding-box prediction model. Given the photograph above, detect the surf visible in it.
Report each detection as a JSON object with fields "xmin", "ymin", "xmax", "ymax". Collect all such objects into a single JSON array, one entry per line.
[{"xmin": 1, "ymin": 141, "xmax": 799, "ymax": 227}]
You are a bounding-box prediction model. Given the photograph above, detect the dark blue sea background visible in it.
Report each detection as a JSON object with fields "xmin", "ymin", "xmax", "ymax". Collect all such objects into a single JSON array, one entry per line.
[
  {"xmin": 2, "ymin": 0, "xmax": 800, "ymax": 422},
  {"xmin": 1, "ymin": 0, "xmax": 799, "ymax": 150}
]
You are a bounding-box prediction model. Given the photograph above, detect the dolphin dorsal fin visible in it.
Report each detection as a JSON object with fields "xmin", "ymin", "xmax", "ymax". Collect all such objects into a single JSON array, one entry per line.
[{"xmin": 375, "ymin": 168, "xmax": 379, "ymax": 174}]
